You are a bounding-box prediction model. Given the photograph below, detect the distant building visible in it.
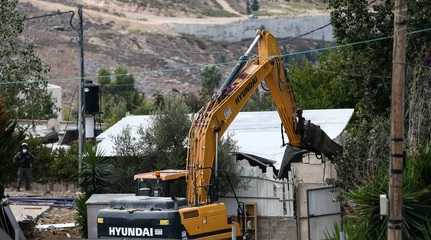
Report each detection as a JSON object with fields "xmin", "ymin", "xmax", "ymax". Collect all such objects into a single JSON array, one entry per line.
[
  {"xmin": 97, "ymin": 109, "xmax": 353, "ymax": 240},
  {"xmin": 47, "ymin": 84, "xmax": 62, "ymax": 121}
]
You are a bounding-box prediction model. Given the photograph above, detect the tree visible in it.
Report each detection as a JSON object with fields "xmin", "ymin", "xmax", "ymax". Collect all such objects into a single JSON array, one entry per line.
[
  {"xmin": 98, "ymin": 66, "xmax": 153, "ymax": 126},
  {"xmin": 110, "ymin": 127, "xmax": 150, "ymax": 192},
  {"xmin": 246, "ymin": 0, "xmax": 251, "ymax": 15},
  {"xmin": 328, "ymin": 0, "xmax": 431, "ymax": 115},
  {"xmin": 97, "ymin": 68, "xmax": 111, "ymax": 85},
  {"xmin": 0, "ymin": 97, "xmax": 24, "ymax": 197},
  {"xmin": 200, "ymin": 65, "xmax": 222, "ymax": 100},
  {"xmin": 141, "ymin": 96, "xmax": 191, "ymax": 170},
  {"xmin": 243, "ymin": 93, "xmax": 274, "ymax": 111},
  {"xmin": 0, "ymin": 0, "xmax": 55, "ymax": 119},
  {"xmin": 289, "ymin": 51, "xmax": 366, "ymax": 110},
  {"xmin": 114, "ymin": 66, "xmax": 135, "ymax": 91},
  {"xmin": 250, "ymin": 0, "xmax": 259, "ymax": 12},
  {"xmin": 217, "ymin": 136, "xmax": 244, "ymax": 195}
]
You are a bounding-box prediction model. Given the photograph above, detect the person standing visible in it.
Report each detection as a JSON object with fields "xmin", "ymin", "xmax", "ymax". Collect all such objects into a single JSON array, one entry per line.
[{"xmin": 14, "ymin": 143, "xmax": 34, "ymax": 191}]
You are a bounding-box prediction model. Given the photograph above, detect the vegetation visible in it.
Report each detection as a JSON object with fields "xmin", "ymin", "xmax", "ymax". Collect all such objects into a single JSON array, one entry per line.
[
  {"xmin": 284, "ymin": 1, "xmax": 431, "ymax": 238},
  {"xmin": 97, "ymin": 67, "xmax": 154, "ymax": 126},
  {"xmin": 80, "ymin": 144, "xmax": 112, "ymax": 194},
  {"xmin": 142, "ymin": 96, "xmax": 191, "ymax": 170},
  {"xmin": 249, "ymin": 0, "xmax": 259, "ymax": 13},
  {"xmin": 200, "ymin": 65, "xmax": 222, "ymax": 100},
  {"xmin": 0, "ymin": 97, "xmax": 24, "ymax": 197},
  {"xmin": 75, "ymin": 193, "xmax": 90, "ymax": 238},
  {"xmin": 217, "ymin": 136, "xmax": 244, "ymax": 195},
  {"xmin": 0, "ymin": 0, "xmax": 55, "ymax": 119},
  {"xmin": 328, "ymin": 145, "xmax": 431, "ymax": 239}
]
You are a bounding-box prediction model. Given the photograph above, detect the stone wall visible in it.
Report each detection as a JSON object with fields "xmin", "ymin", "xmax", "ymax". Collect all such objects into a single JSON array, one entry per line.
[
  {"xmin": 170, "ymin": 15, "xmax": 333, "ymax": 42},
  {"xmin": 257, "ymin": 217, "xmax": 297, "ymax": 240}
]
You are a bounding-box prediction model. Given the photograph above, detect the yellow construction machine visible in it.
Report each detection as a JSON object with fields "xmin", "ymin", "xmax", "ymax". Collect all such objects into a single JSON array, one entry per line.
[{"xmin": 96, "ymin": 29, "xmax": 341, "ymax": 239}]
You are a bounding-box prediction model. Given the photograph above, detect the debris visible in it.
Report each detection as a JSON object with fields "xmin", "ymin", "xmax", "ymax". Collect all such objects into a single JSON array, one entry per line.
[
  {"xmin": 8, "ymin": 196, "xmax": 74, "ymax": 208},
  {"xmin": 36, "ymin": 223, "xmax": 76, "ymax": 231}
]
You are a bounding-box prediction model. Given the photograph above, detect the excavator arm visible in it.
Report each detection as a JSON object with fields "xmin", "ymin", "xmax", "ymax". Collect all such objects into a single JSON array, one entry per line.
[{"xmin": 186, "ymin": 30, "xmax": 342, "ymax": 206}]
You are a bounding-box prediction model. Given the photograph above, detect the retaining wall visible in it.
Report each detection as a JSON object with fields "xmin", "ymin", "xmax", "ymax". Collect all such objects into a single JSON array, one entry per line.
[{"xmin": 170, "ymin": 15, "xmax": 333, "ymax": 42}]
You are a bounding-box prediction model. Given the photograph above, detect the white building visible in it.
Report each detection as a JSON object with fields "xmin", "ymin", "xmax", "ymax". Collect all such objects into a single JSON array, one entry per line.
[
  {"xmin": 96, "ymin": 109, "xmax": 353, "ymax": 240},
  {"xmin": 47, "ymin": 84, "xmax": 62, "ymax": 121}
]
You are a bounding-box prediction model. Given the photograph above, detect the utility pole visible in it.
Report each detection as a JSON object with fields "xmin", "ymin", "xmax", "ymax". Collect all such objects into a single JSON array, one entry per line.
[
  {"xmin": 77, "ymin": 5, "xmax": 85, "ymax": 186},
  {"xmin": 388, "ymin": 0, "xmax": 407, "ymax": 239}
]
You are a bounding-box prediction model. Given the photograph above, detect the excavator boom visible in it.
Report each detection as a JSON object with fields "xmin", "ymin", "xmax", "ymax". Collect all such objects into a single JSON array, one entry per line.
[{"xmin": 186, "ymin": 30, "xmax": 342, "ymax": 206}]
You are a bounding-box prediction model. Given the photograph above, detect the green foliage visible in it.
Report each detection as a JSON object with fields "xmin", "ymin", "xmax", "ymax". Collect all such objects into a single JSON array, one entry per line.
[
  {"xmin": 242, "ymin": 93, "xmax": 274, "ymax": 111},
  {"xmin": 250, "ymin": 0, "xmax": 259, "ymax": 12},
  {"xmin": 80, "ymin": 143, "xmax": 112, "ymax": 195},
  {"xmin": 142, "ymin": 96, "xmax": 191, "ymax": 170},
  {"xmin": 74, "ymin": 193, "xmax": 90, "ymax": 238},
  {"xmin": 327, "ymin": 0, "xmax": 431, "ymax": 115},
  {"xmin": 330, "ymin": 145, "xmax": 431, "ymax": 239},
  {"xmin": 98, "ymin": 66, "xmax": 154, "ymax": 126},
  {"xmin": 217, "ymin": 136, "xmax": 244, "ymax": 195},
  {"xmin": 200, "ymin": 65, "xmax": 222, "ymax": 100},
  {"xmin": 289, "ymin": 51, "xmax": 365, "ymax": 109},
  {"xmin": 182, "ymin": 92, "xmax": 204, "ymax": 113},
  {"xmin": 0, "ymin": 0, "xmax": 55, "ymax": 119},
  {"xmin": 108, "ymin": 96, "xmax": 192, "ymax": 192},
  {"xmin": 97, "ymin": 68, "xmax": 112, "ymax": 85},
  {"xmin": 0, "ymin": 98, "xmax": 24, "ymax": 196},
  {"xmin": 334, "ymin": 113, "xmax": 390, "ymax": 190},
  {"xmin": 26, "ymin": 138, "xmax": 78, "ymax": 184},
  {"xmin": 110, "ymin": 127, "xmax": 151, "ymax": 193},
  {"xmin": 326, "ymin": 221, "xmax": 368, "ymax": 240},
  {"xmin": 113, "ymin": 66, "xmax": 135, "ymax": 91}
]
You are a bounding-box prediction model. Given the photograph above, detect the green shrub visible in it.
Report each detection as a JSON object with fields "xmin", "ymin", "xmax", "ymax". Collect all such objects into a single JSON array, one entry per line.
[
  {"xmin": 74, "ymin": 193, "xmax": 90, "ymax": 238},
  {"xmin": 330, "ymin": 144, "xmax": 431, "ymax": 239}
]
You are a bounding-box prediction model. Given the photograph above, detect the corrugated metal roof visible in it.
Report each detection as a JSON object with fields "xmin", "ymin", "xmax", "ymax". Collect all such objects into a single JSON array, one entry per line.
[{"xmin": 97, "ymin": 109, "xmax": 354, "ymax": 168}]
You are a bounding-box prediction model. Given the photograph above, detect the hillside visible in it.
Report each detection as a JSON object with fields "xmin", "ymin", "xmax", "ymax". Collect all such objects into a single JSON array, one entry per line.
[{"xmin": 18, "ymin": 0, "xmax": 328, "ymax": 104}]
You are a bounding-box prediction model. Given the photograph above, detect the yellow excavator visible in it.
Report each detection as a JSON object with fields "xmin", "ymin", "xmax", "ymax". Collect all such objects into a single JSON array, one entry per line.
[{"xmin": 96, "ymin": 29, "xmax": 341, "ymax": 239}]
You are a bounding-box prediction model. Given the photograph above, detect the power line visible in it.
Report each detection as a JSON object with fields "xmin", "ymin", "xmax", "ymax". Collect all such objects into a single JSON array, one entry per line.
[
  {"xmin": 284, "ymin": 0, "xmax": 380, "ymax": 42},
  {"xmin": 287, "ymin": 23, "xmax": 332, "ymax": 42},
  {"xmin": 278, "ymin": 25, "xmax": 431, "ymax": 58},
  {"xmin": 24, "ymin": 10, "xmax": 75, "ymax": 21}
]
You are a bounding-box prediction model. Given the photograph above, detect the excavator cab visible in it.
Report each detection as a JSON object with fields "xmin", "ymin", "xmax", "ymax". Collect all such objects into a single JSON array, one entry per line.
[{"xmin": 134, "ymin": 170, "xmax": 187, "ymax": 198}]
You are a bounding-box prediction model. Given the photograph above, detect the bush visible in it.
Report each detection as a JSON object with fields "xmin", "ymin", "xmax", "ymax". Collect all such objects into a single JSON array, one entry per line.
[
  {"xmin": 332, "ymin": 144, "xmax": 431, "ymax": 239},
  {"xmin": 0, "ymin": 98, "xmax": 24, "ymax": 196},
  {"xmin": 26, "ymin": 138, "xmax": 78, "ymax": 184},
  {"xmin": 80, "ymin": 143, "xmax": 112, "ymax": 194},
  {"xmin": 74, "ymin": 193, "xmax": 90, "ymax": 238}
]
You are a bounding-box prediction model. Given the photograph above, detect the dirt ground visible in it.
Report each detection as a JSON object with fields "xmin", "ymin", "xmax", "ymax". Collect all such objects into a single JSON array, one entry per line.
[
  {"xmin": 5, "ymin": 188, "xmax": 81, "ymax": 240},
  {"xmin": 30, "ymin": 208, "xmax": 81, "ymax": 240}
]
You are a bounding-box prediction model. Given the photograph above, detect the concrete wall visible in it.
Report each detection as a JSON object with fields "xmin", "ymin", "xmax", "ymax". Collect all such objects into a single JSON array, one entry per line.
[
  {"xmin": 292, "ymin": 154, "xmax": 337, "ymax": 240},
  {"xmin": 170, "ymin": 15, "xmax": 333, "ymax": 42}
]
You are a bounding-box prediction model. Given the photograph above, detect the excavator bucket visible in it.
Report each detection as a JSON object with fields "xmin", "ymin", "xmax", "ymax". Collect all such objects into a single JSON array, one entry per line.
[
  {"xmin": 301, "ymin": 120, "xmax": 343, "ymax": 161},
  {"xmin": 277, "ymin": 145, "xmax": 308, "ymax": 179},
  {"xmin": 278, "ymin": 114, "xmax": 343, "ymax": 179}
]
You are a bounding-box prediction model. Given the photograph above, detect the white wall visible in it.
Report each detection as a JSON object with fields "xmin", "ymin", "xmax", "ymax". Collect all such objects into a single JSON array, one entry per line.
[{"xmin": 221, "ymin": 161, "xmax": 294, "ymax": 217}]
